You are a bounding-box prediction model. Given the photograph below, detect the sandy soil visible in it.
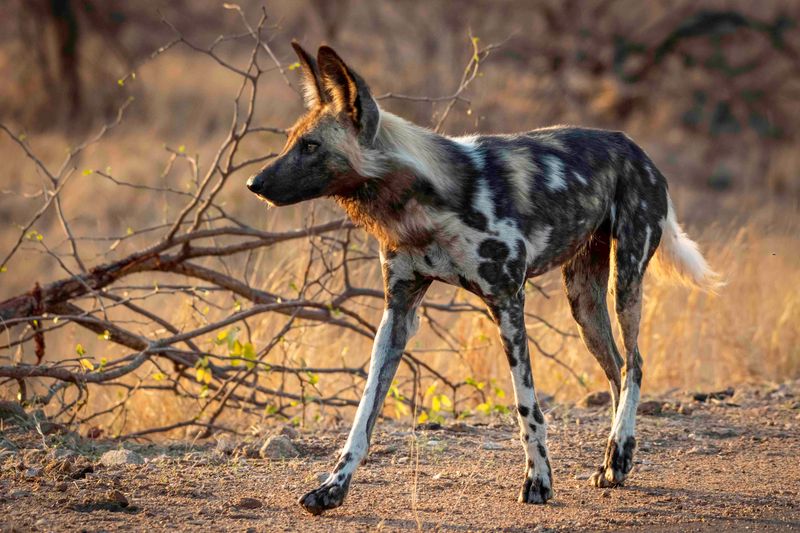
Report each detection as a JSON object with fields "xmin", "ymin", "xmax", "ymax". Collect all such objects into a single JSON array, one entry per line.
[{"xmin": 2, "ymin": 382, "xmax": 799, "ymax": 532}]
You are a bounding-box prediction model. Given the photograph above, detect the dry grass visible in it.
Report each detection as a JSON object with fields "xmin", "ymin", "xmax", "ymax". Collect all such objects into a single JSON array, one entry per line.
[{"xmin": 1, "ymin": 1, "xmax": 799, "ymax": 437}]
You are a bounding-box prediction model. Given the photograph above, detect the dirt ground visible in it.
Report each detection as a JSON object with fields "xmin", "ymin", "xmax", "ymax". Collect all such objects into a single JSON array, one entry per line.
[{"xmin": 2, "ymin": 382, "xmax": 799, "ymax": 532}]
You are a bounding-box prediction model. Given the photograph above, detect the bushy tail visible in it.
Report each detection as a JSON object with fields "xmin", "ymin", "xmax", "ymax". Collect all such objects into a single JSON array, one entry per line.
[{"xmin": 650, "ymin": 195, "xmax": 723, "ymax": 292}]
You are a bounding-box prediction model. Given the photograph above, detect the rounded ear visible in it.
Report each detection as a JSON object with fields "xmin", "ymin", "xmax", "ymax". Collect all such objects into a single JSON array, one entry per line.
[
  {"xmin": 317, "ymin": 45, "xmax": 380, "ymax": 144},
  {"xmin": 291, "ymin": 40, "xmax": 326, "ymax": 109}
]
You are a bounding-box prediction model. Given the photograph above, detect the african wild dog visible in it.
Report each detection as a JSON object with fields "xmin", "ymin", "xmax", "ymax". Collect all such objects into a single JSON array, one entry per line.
[{"xmin": 246, "ymin": 43, "xmax": 720, "ymax": 515}]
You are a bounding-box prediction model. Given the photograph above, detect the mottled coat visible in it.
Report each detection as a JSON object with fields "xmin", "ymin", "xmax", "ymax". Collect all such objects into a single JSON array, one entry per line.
[{"xmin": 246, "ymin": 43, "xmax": 720, "ymax": 515}]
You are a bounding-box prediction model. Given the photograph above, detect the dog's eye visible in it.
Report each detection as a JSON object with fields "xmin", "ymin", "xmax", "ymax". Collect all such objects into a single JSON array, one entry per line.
[{"xmin": 302, "ymin": 140, "xmax": 319, "ymax": 154}]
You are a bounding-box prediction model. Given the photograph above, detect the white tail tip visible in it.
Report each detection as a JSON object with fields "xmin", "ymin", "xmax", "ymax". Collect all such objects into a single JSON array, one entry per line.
[{"xmin": 650, "ymin": 196, "xmax": 724, "ymax": 293}]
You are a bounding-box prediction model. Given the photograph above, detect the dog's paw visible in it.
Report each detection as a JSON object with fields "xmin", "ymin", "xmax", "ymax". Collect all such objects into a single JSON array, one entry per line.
[
  {"xmin": 518, "ymin": 470, "xmax": 553, "ymax": 504},
  {"xmin": 589, "ymin": 436, "xmax": 636, "ymax": 488},
  {"xmin": 298, "ymin": 477, "xmax": 350, "ymax": 515}
]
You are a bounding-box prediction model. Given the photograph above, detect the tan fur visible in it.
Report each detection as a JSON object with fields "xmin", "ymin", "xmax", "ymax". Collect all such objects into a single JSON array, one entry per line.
[
  {"xmin": 501, "ymin": 147, "xmax": 540, "ymax": 214},
  {"xmin": 366, "ymin": 111, "xmax": 460, "ymax": 197},
  {"xmin": 334, "ymin": 169, "xmax": 433, "ymax": 250}
]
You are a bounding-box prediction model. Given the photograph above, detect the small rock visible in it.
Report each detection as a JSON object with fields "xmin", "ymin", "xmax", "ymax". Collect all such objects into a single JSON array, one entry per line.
[
  {"xmin": 580, "ymin": 391, "xmax": 611, "ymax": 408},
  {"xmin": 0, "ymin": 401, "xmax": 29, "ymax": 424},
  {"xmin": 8, "ymin": 489, "xmax": 30, "ymax": 498},
  {"xmin": 602, "ymin": 489, "xmax": 612, "ymax": 498},
  {"xmin": 48, "ymin": 448, "xmax": 77, "ymax": 461},
  {"xmin": 482, "ymin": 441, "xmax": 503, "ymax": 450},
  {"xmin": 107, "ymin": 490, "xmax": 129, "ymax": 507},
  {"xmin": 215, "ymin": 434, "xmax": 237, "ymax": 455},
  {"xmin": 574, "ymin": 472, "xmax": 591, "ymax": 480},
  {"xmin": 446, "ymin": 422, "xmax": 477, "ymax": 434},
  {"xmin": 259, "ymin": 435, "xmax": 299, "ymax": 460},
  {"xmin": 100, "ymin": 449, "xmax": 144, "ymax": 466},
  {"xmin": 693, "ymin": 387, "xmax": 734, "ymax": 402},
  {"xmin": 686, "ymin": 444, "xmax": 720, "ymax": 455},
  {"xmin": 279, "ymin": 425, "xmax": 299, "ymax": 439},
  {"xmin": 234, "ymin": 497, "xmax": 262, "ymax": 510},
  {"xmin": 316, "ymin": 472, "xmax": 329, "ymax": 483},
  {"xmin": 704, "ymin": 428, "xmax": 740, "ymax": 439},
  {"xmin": 24, "ymin": 467, "xmax": 41, "ymax": 478},
  {"xmin": 146, "ymin": 453, "xmax": 171, "ymax": 464},
  {"xmin": 677, "ymin": 403, "xmax": 694, "ymax": 416},
  {"xmin": 637, "ymin": 401, "xmax": 663, "ymax": 416}
]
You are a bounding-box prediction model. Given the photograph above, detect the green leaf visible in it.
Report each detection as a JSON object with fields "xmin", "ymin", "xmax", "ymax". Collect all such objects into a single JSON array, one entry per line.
[
  {"xmin": 288, "ymin": 62, "xmax": 301, "ymax": 71},
  {"xmin": 231, "ymin": 339, "xmax": 243, "ymax": 356},
  {"xmin": 424, "ymin": 383, "xmax": 437, "ymax": 399},
  {"xmin": 75, "ymin": 343, "xmax": 86, "ymax": 356}
]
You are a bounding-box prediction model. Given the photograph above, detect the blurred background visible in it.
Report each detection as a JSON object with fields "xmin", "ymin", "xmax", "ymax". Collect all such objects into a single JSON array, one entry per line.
[{"xmin": 1, "ymin": 0, "xmax": 798, "ymax": 436}]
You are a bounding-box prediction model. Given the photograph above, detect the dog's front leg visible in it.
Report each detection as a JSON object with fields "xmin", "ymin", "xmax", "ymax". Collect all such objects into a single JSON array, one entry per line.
[{"xmin": 299, "ymin": 253, "xmax": 429, "ymax": 515}]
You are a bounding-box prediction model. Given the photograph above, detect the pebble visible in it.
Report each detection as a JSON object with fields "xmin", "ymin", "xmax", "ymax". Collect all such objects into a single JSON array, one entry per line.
[
  {"xmin": 215, "ymin": 434, "xmax": 237, "ymax": 455},
  {"xmin": 100, "ymin": 449, "xmax": 144, "ymax": 466},
  {"xmin": 234, "ymin": 497, "xmax": 263, "ymax": 510},
  {"xmin": 107, "ymin": 489, "xmax": 129, "ymax": 507},
  {"xmin": 280, "ymin": 425, "xmax": 300, "ymax": 439},
  {"xmin": 637, "ymin": 401, "xmax": 663, "ymax": 416},
  {"xmin": 47, "ymin": 448, "xmax": 77, "ymax": 461},
  {"xmin": 686, "ymin": 444, "xmax": 721, "ymax": 455},
  {"xmin": 259, "ymin": 435, "xmax": 299, "ymax": 460},
  {"xmin": 580, "ymin": 391, "xmax": 611, "ymax": 407},
  {"xmin": 482, "ymin": 441, "xmax": 503, "ymax": 450}
]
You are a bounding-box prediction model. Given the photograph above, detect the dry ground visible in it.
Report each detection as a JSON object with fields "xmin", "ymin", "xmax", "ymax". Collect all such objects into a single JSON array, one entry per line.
[{"xmin": 2, "ymin": 381, "xmax": 799, "ymax": 532}]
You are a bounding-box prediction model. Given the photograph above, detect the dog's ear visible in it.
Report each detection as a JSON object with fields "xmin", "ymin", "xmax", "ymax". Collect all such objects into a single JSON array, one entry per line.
[
  {"xmin": 317, "ymin": 45, "xmax": 379, "ymax": 144},
  {"xmin": 291, "ymin": 41, "xmax": 326, "ymax": 109}
]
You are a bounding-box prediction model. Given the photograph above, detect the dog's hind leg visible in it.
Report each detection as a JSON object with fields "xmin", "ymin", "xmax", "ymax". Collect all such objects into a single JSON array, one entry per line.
[
  {"xmin": 298, "ymin": 251, "xmax": 430, "ymax": 515},
  {"xmin": 590, "ymin": 198, "xmax": 662, "ymax": 488},
  {"xmin": 562, "ymin": 227, "xmax": 623, "ymax": 419}
]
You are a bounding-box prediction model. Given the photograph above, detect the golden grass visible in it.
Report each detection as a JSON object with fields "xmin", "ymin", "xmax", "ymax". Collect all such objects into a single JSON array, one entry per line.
[
  {"xmin": 57, "ymin": 202, "xmax": 797, "ymax": 438},
  {"xmin": 1, "ymin": 6, "xmax": 799, "ymax": 437}
]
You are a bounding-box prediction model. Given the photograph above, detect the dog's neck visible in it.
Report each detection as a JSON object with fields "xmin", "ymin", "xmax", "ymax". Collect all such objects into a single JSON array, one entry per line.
[{"xmin": 334, "ymin": 110, "xmax": 461, "ymax": 250}]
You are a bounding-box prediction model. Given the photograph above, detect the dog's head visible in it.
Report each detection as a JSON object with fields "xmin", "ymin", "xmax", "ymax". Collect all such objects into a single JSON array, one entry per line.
[{"xmin": 246, "ymin": 43, "xmax": 380, "ymax": 206}]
